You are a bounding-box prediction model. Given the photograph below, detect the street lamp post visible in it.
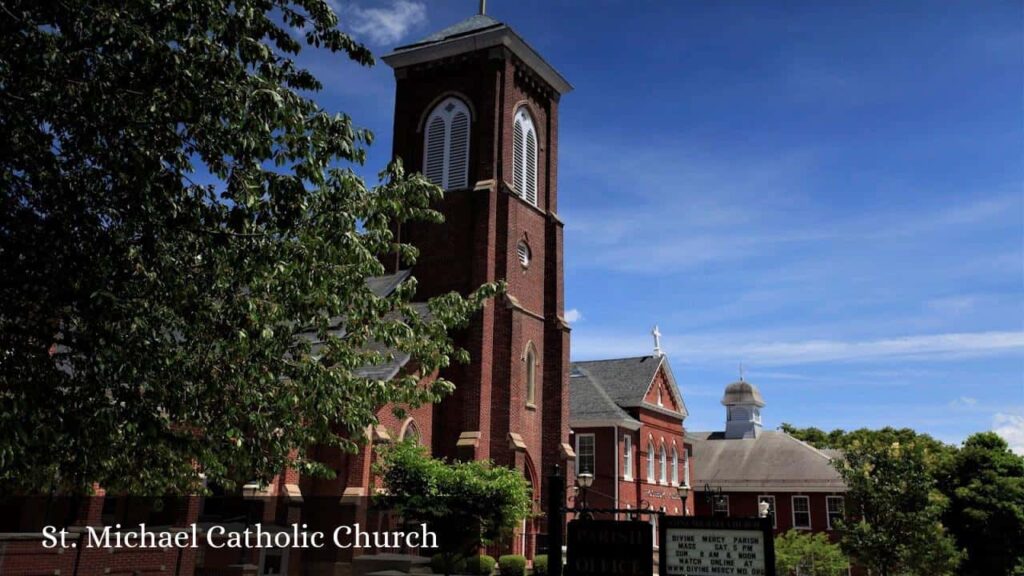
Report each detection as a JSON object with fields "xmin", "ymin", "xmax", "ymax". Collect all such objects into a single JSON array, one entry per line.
[
  {"xmin": 576, "ymin": 472, "xmax": 593, "ymax": 519},
  {"xmin": 676, "ymin": 483, "xmax": 691, "ymax": 516}
]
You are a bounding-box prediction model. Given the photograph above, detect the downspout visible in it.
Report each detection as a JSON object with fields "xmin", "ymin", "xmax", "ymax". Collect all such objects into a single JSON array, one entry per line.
[{"xmin": 613, "ymin": 426, "xmax": 619, "ymax": 518}]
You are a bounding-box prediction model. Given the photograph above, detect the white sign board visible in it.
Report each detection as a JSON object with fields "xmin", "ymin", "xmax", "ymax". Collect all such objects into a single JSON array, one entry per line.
[{"xmin": 659, "ymin": 517, "xmax": 775, "ymax": 576}]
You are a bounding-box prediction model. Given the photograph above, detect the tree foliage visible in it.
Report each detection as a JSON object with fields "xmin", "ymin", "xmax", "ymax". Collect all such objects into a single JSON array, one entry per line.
[
  {"xmin": 943, "ymin": 432, "xmax": 1024, "ymax": 576},
  {"xmin": 0, "ymin": 0, "xmax": 498, "ymax": 495},
  {"xmin": 774, "ymin": 530, "xmax": 848, "ymax": 576},
  {"xmin": 374, "ymin": 441, "xmax": 533, "ymax": 567},
  {"xmin": 835, "ymin": 434, "xmax": 962, "ymax": 576}
]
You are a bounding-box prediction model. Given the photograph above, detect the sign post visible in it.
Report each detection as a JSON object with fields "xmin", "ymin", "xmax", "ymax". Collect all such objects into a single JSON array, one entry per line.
[
  {"xmin": 659, "ymin": 516, "xmax": 775, "ymax": 576},
  {"xmin": 547, "ymin": 466, "xmax": 565, "ymax": 576}
]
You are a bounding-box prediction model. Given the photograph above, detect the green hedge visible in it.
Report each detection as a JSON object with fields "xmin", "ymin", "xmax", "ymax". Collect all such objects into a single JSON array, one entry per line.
[
  {"xmin": 531, "ymin": 555, "xmax": 548, "ymax": 576},
  {"xmin": 498, "ymin": 555, "xmax": 526, "ymax": 576},
  {"xmin": 463, "ymin": 555, "xmax": 497, "ymax": 575},
  {"xmin": 431, "ymin": 553, "xmax": 464, "ymax": 575}
]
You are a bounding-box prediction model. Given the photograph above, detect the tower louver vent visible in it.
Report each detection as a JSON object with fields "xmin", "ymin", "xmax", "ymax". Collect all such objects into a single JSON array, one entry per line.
[
  {"xmin": 422, "ymin": 97, "xmax": 471, "ymax": 190},
  {"xmin": 512, "ymin": 108, "xmax": 538, "ymax": 207}
]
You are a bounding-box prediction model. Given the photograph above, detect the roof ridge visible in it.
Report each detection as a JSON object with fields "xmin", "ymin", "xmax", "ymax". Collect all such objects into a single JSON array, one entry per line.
[
  {"xmin": 572, "ymin": 355, "xmax": 654, "ymax": 364},
  {"xmin": 777, "ymin": 431, "xmax": 835, "ymax": 460}
]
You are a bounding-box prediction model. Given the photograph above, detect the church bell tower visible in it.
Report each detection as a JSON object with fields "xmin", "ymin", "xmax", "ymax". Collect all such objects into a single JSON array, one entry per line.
[{"xmin": 382, "ymin": 11, "xmax": 574, "ymax": 514}]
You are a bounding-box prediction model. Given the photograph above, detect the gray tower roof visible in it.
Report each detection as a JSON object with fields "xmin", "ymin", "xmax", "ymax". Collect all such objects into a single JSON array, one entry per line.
[{"xmin": 721, "ymin": 380, "xmax": 766, "ymax": 407}]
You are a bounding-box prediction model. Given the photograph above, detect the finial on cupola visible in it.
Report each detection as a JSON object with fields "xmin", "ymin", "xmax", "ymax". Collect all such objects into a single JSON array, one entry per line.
[
  {"xmin": 479, "ymin": 0, "xmax": 486, "ymax": 15},
  {"xmin": 652, "ymin": 325, "xmax": 664, "ymax": 357}
]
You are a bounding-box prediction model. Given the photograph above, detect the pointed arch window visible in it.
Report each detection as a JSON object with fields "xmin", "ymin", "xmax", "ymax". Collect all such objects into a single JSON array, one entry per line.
[
  {"xmin": 525, "ymin": 343, "xmax": 537, "ymax": 406},
  {"xmin": 671, "ymin": 445, "xmax": 679, "ymax": 485},
  {"xmin": 512, "ymin": 107, "xmax": 538, "ymax": 206},
  {"xmin": 423, "ymin": 97, "xmax": 471, "ymax": 190},
  {"xmin": 659, "ymin": 443, "xmax": 667, "ymax": 484},
  {"xmin": 647, "ymin": 440, "xmax": 655, "ymax": 483},
  {"xmin": 623, "ymin": 435, "xmax": 633, "ymax": 480}
]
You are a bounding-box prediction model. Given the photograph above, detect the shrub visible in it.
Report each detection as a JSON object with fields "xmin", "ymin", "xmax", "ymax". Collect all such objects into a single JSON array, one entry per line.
[
  {"xmin": 431, "ymin": 553, "xmax": 464, "ymax": 575},
  {"xmin": 498, "ymin": 555, "xmax": 526, "ymax": 576},
  {"xmin": 463, "ymin": 555, "xmax": 497, "ymax": 575},
  {"xmin": 531, "ymin": 555, "xmax": 548, "ymax": 576}
]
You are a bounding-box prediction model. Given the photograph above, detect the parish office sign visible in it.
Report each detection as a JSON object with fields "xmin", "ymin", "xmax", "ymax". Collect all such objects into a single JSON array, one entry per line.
[
  {"xmin": 566, "ymin": 520, "xmax": 653, "ymax": 576},
  {"xmin": 659, "ymin": 517, "xmax": 776, "ymax": 576}
]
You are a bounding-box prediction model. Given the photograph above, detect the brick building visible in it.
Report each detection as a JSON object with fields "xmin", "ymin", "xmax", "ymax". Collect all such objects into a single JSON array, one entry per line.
[
  {"xmin": 567, "ymin": 334, "xmax": 694, "ymax": 530},
  {"xmin": 689, "ymin": 378, "xmax": 847, "ymax": 538},
  {"xmin": 0, "ymin": 10, "xmax": 576, "ymax": 576}
]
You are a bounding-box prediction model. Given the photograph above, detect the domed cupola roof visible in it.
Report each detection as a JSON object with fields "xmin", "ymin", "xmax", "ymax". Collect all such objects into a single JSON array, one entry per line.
[{"xmin": 721, "ymin": 379, "xmax": 765, "ymax": 407}]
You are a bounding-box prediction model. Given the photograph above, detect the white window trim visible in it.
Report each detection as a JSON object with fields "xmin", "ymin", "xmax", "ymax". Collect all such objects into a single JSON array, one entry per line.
[
  {"xmin": 524, "ymin": 343, "xmax": 537, "ymax": 406},
  {"xmin": 758, "ymin": 495, "xmax": 777, "ymax": 529},
  {"xmin": 658, "ymin": 442, "xmax": 667, "ymax": 485},
  {"xmin": 623, "ymin": 435, "xmax": 633, "ymax": 480},
  {"xmin": 671, "ymin": 445, "xmax": 679, "ymax": 486},
  {"xmin": 512, "ymin": 107, "xmax": 538, "ymax": 207},
  {"xmin": 792, "ymin": 495, "xmax": 812, "ymax": 530},
  {"xmin": 683, "ymin": 448, "xmax": 691, "ymax": 487},
  {"xmin": 826, "ymin": 496, "xmax": 845, "ymax": 530},
  {"xmin": 575, "ymin": 433, "xmax": 595, "ymax": 476},
  {"xmin": 647, "ymin": 440, "xmax": 655, "ymax": 483},
  {"xmin": 423, "ymin": 97, "xmax": 470, "ymax": 191}
]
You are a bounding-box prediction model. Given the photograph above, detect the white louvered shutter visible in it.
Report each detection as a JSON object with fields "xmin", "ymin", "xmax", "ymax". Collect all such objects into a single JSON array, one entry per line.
[
  {"xmin": 525, "ymin": 130, "xmax": 537, "ymax": 206},
  {"xmin": 424, "ymin": 116, "xmax": 446, "ymax": 187},
  {"xmin": 448, "ymin": 111, "xmax": 469, "ymax": 190},
  {"xmin": 517, "ymin": 241, "xmax": 530, "ymax": 267},
  {"xmin": 512, "ymin": 118, "xmax": 525, "ymax": 195}
]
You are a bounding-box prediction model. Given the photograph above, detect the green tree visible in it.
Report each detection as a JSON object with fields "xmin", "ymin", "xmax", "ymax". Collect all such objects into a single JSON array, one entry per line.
[
  {"xmin": 0, "ymin": 0, "xmax": 498, "ymax": 495},
  {"xmin": 774, "ymin": 530, "xmax": 849, "ymax": 576},
  {"xmin": 836, "ymin": 434, "xmax": 962, "ymax": 576},
  {"xmin": 944, "ymin": 432, "xmax": 1024, "ymax": 576},
  {"xmin": 375, "ymin": 441, "xmax": 533, "ymax": 573}
]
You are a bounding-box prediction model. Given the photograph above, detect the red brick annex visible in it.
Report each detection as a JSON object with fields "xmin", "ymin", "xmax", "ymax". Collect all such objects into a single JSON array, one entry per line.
[{"xmin": 0, "ymin": 10, "xmax": 850, "ymax": 576}]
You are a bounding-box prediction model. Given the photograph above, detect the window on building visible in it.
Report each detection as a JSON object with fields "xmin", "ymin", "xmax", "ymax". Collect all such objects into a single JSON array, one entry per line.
[
  {"xmin": 758, "ymin": 495, "xmax": 777, "ymax": 529},
  {"xmin": 623, "ymin": 435, "xmax": 632, "ymax": 480},
  {"xmin": 401, "ymin": 420, "xmax": 420, "ymax": 445},
  {"xmin": 659, "ymin": 443, "xmax": 667, "ymax": 484},
  {"xmin": 512, "ymin": 107, "xmax": 538, "ymax": 206},
  {"xmin": 517, "ymin": 241, "xmax": 531, "ymax": 268},
  {"xmin": 826, "ymin": 496, "xmax": 845, "ymax": 530},
  {"xmin": 576, "ymin": 434, "xmax": 595, "ymax": 475},
  {"xmin": 792, "ymin": 496, "xmax": 811, "ymax": 529},
  {"xmin": 683, "ymin": 448, "xmax": 691, "ymax": 486},
  {"xmin": 423, "ymin": 97, "xmax": 470, "ymax": 190},
  {"xmin": 524, "ymin": 344, "xmax": 537, "ymax": 406},
  {"xmin": 713, "ymin": 495, "xmax": 730, "ymax": 517},
  {"xmin": 671, "ymin": 445, "xmax": 679, "ymax": 485},
  {"xmin": 647, "ymin": 440, "xmax": 655, "ymax": 483},
  {"xmin": 657, "ymin": 385, "xmax": 664, "ymax": 407}
]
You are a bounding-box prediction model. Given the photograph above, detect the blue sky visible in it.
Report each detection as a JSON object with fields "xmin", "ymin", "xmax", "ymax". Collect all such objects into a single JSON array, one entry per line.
[{"xmin": 295, "ymin": 1, "xmax": 1023, "ymax": 451}]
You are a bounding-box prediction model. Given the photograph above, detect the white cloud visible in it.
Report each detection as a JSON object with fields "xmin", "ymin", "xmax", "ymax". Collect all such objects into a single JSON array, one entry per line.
[
  {"xmin": 948, "ymin": 396, "xmax": 978, "ymax": 409},
  {"xmin": 993, "ymin": 413, "xmax": 1024, "ymax": 455},
  {"xmin": 571, "ymin": 330, "xmax": 1024, "ymax": 365},
  {"xmin": 347, "ymin": 1, "xmax": 426, "ymax": 46},
  {"xmin": 564, "ymin": 308, "xmax": 584, "ymax": 323}
]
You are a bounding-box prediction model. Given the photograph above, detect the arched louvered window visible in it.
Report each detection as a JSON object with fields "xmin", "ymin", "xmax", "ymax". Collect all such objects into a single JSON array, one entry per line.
[
  {"xmin": 512, "ymin": 107, "xmax": 538, "ymax": 206},
  {"xmin": 422, "ymin": 97, "xmax": 471, "ymax": 190}
]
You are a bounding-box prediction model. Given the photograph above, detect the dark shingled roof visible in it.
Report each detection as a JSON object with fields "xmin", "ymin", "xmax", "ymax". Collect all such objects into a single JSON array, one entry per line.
[
  {"xmin": 570, "ymin": 368, "xmax": 641, "ymax": 427},
  {"xmin": 400, "ymin": 14, "xmax": 503, "ymax": 49},
  {"xmin": 571, "ymin": 356, "xmax": 664, "ymax": 407},
  {"xmin": 299, "ymin": 270, "xmax": 426, "ymax": 380},
  {"xmin": 689, "ymin": 430, "xmax": 845, "ymax": 492}
]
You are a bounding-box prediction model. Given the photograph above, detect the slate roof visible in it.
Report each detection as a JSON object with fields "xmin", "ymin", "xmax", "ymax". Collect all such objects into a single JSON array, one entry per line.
[
  {"xmin": 298, "ymin": 270, "xmax": 425, "ymax": 381},
  {"xmin": 689, "ymin": 430, "xmax": 845, "ymax": 492},
  {"xmin": 569, "ymin": 368, "xmax": 641, "ymax": 428},
  {"xmin": 568, "ymin": 355, "xmax": 687, "ymax": 428},
  {"xmin": 399, "ymin": 14, "xmax": 503, "ymax": 49}
]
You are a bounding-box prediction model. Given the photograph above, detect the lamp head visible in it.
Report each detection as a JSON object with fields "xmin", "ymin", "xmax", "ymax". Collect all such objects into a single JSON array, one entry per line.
[{"xmin": 577, "ymin": 472, "xmax": 594, "ymax": 489}]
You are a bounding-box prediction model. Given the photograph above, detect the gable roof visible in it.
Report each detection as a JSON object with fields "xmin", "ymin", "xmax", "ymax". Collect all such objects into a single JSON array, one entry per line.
[
  {"xmin": 382, "ymin": 15, "xmax": 572, "ymax": 95},
  {"xmin": 569, "ymin": 355, "xmax": 688, "ymax": 421},
  {"xmin": 689, "ymin": 430, "xmax": 845, "ymax": 492},
  {"xmin": 569, "ymin": 368, "xmax": 642, "ymax": 430}
]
